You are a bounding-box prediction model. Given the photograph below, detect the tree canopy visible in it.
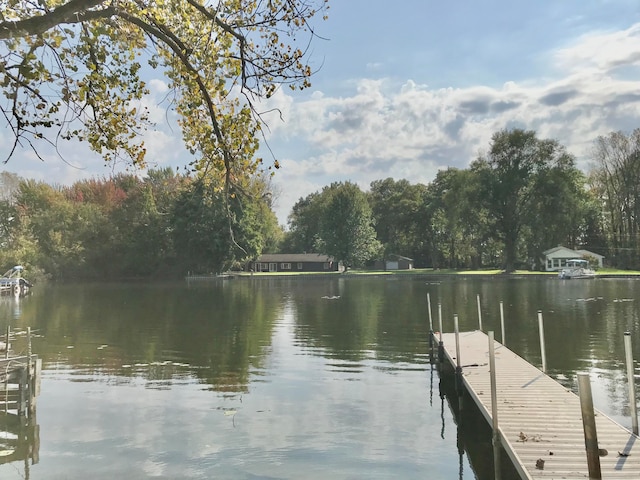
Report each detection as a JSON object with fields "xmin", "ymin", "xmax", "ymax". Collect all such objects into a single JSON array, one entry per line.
[{"xmin": 0, "ymin": 0, "xmax": 328, "ymax": 186}]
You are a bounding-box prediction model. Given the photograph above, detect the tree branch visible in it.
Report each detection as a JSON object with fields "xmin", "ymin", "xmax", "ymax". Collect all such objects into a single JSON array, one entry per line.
[{"xmin": 0, "ymin": 0, "xmax": 112, "ymax": 39}]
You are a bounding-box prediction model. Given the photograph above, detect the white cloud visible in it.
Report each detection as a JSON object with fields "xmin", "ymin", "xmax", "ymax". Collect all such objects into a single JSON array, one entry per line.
[{"xmin": 269, "ymin": 22, "xmax": 640, "ymax": 225}]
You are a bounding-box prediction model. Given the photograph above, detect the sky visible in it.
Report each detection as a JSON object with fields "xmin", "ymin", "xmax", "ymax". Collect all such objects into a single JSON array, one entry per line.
[{"xmin": 3, "ymin": 0, "xmax": 640, "ymax": 226}]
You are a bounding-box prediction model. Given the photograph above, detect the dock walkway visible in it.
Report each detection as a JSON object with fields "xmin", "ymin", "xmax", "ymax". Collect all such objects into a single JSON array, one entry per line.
[{"xmin": 438, "ymin": 330, "xmax": 640, "ymax": 479}]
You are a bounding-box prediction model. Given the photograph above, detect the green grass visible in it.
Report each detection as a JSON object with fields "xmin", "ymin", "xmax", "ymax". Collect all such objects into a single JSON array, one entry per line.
[{"xmin": 231, "ymin": 267, "xmax": 640, "ymax": 277}]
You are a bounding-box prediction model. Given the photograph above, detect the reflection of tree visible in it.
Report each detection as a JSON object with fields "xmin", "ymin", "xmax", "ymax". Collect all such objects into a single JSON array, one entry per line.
[
  {"xmin": 7, "ymin": 281, "xmax": 281, "ymax": 393},
  {"xmin": 291, "ymin": 278, "xmax": 429, "ymax": 363}
]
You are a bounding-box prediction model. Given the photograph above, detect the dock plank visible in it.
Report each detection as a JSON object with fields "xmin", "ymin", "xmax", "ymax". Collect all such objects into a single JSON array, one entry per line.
[{"xmin": 438, "ymin": 330, "xmax": 640, "ymax": 479}]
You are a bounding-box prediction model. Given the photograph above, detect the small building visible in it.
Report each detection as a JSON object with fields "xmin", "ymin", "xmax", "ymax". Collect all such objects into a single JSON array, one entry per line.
[
  {"xmin": 251, "ymin": 253, "xmax": 343, "ymax": 273},
  {"xmin": 371, "ymin": 254, "xmax": 414, "ymax": 270},
  {"xmin": 542, "ymin": 246, "xmax": 605, "ymax": 271}
]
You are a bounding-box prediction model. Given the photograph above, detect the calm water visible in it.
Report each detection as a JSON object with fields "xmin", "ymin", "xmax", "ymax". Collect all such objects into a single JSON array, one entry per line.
[{"xmin": 0, "ymin": 276, "xmax": 639, "ymax": 479}]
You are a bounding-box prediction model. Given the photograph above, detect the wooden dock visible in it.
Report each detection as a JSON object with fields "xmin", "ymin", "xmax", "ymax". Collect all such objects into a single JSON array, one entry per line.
[{"xmin": 437, "ymin": 330, "xmax": 640, "ymax": 479}]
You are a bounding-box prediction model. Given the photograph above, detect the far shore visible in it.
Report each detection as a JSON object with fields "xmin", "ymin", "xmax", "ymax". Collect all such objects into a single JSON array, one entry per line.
[{"xmin": 188, "ymin": 268, "xmax": 640, "ymax": 279}]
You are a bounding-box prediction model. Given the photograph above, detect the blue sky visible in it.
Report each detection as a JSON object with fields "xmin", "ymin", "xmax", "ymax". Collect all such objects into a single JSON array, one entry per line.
[{"xmin": 3, "ymin": 1, "xmax": 640, "ymax": 225}]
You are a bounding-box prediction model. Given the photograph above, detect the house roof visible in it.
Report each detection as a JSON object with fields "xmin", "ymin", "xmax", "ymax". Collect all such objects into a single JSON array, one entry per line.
[
  {"xmin": 575, "ymin": 249, "xmax": 605, "ymax": 260},
  {"xmin": 387, "ymin": 254, "xmax": 414, "ymax": 261},
  {"xmin": 542, "ymin": 246, "xmax": 605, "ymax": 260},
  {"xmin": 256, "ymin": 253, "xmax": 335, "ymax": 263},
  {"xmin": 542, "ymin": 246, "xmax": 574, "ymax": 256}
]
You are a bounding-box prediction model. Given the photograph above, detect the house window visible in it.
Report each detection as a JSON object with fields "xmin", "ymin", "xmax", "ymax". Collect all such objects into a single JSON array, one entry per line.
[
  {"xmin": 323, "ymin": 263, "xmax": 330, "ymax": 270},
  {"xmin": 297, "ymin": 263, "xmax": 303, "ymax": 270},
  {"xmin": 281, "ymin": 263, "xmax": 291, "ymax": 270}
]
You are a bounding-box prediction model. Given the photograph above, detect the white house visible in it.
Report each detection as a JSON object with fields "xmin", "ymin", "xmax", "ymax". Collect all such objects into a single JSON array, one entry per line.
[{"xmin": 542, "ymin": 246, "xmax": 605, "ymax": 271}]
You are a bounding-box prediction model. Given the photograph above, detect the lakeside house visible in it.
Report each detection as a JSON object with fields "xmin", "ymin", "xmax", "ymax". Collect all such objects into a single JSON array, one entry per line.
[
  {"xmin": 251, "ymin": 254, "xmax": 343, "ymax": 273},
  {"xmin": 542, "ymin": 246, "xmax": 605, "ymax": 271}
]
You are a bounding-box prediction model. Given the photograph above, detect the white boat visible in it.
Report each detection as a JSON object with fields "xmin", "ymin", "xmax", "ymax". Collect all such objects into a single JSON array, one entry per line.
[
  {"xmin": 0, "ymin": 266, "xmax": 32, "ymax": 296},
  {"xmin": 558, "ymin": 259, "xmax": 596, "ymax": 279}
]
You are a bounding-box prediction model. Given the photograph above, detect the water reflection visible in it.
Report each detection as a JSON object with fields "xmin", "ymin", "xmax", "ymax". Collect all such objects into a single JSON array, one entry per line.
[
  {"xmin": 0, "ymin": 277, "xmax": 639, "ymax": 478},
  {"xmin": 0, "ymin": 412, "xmax": 39, "ymax": 477}
]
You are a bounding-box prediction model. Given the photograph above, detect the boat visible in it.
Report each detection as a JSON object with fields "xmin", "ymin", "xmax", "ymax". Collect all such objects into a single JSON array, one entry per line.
[
  {"xmin": 0, "ymin": 266, "xmax": 32, "ymax": 296},
  {"xmin": 558, "ymin": 259, "xmax": 596, "ymax": 279}
]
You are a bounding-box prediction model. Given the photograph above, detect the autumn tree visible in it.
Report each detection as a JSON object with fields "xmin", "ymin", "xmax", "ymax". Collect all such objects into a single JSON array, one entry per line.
[{"xmin": 0, "ymin": 0, "xmax": 328, "ymax": 186}]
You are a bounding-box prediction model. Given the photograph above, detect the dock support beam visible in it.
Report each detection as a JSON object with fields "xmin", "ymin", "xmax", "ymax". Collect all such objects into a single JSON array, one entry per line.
[
  {"xmin": 454, "ymin": 314, "xmax": 463, "ymax": 409},
  {"xmin": 427, "ymin": 292, "xmax": 434, "ymax": 354},
  {"xmin": 578, "ymin": 373, "xmax": 602, "ymax": 479},
  {"xmin": 437, "ymin": 303, "xmax": 444, "ymax": 366},
  {"xmin": 488, "ymin": 331, "xmax": 501, "ymax": 480},
  {"xmin": 499, "ymin": 301, "xmax": 506, "ymax": 346},
  {"xmin": 624, "ymin": 332, "xmax": 639, "ymax": 435},
  {"xmin": 537, "ymin": 311, "xmax": 547, "ymax": 373}
]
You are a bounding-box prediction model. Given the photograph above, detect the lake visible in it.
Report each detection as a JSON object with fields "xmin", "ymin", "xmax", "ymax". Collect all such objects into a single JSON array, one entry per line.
[{"xmin": 0, "ymin": 275, "xmax": 639, "ymax": 479}]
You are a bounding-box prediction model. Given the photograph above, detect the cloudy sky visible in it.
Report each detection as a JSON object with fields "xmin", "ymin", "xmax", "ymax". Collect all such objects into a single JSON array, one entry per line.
[{"xmin": 3, "ymin": 0, "xmax": 640, "ymax": 225}]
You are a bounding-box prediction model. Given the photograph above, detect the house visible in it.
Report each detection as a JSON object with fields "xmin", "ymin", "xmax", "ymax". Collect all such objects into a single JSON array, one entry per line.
[
  {"xmin": 251, "ymin": 253, "xmax": 343, "ymax": 273},
  {"xmin": 542, "ymin": 246, "xmax": 605, "ymax": 271},
  {"xmin": 372, "ymin": 254, "xmax": 414, "ymax": 270}
]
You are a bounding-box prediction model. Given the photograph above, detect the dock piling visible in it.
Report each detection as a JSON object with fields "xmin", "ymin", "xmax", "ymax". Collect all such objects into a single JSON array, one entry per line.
[
  {"xmin": 454, "ymin": 314, "xmax": 463, "ymax": 404},
  {"xmin": 427, "ymin": 293, "xmax": 434, "ymax": 352},
  {"xmin": 437, "ymin": 303, "xmax": 444, "ymax": 365},
  {"xmin": 624, "ymin": 331, "xmax": 639, "ymax": 435},
  {"xmin": 499, "ymin": 301, "xmax": 506, "ymax": 346},
  {"xmin": 477, "ymin": 294, "xmax": 483, "ymax": 331},
  {"xmin": 488, "ymin": 331, "xmax": 501, "ymax": 480},
  {"xmin": 578, "ymin": 373, "xmax": 602, "ymax": 479},
  {"xmin": 537, "ymin": 310, "xmax": 547, "ymax": 373}
]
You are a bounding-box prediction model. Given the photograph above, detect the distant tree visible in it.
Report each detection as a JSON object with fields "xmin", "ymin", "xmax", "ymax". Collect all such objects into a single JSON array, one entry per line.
[
  {"xmin": 522, "ymin": 164, "xmax": 594, "ymax": 269},
  {"xmin": 588, "ymin": 129, "xmax": 640, "ymax": 268},
  {"xmin": 474, "ymin": 128, "xmax": 577, "ymax": 273},
  {"xmin": 0, "ymin": 0, "xmax": 328, "ymax": 190},
  {"xmin": 282, "ymin": 192, "xmax": 324, "ymax": 253},
  {"xmin": 426, "ymin": 168, "xmax": 491, "ymax": 269},
  {"xmin": 368, "ymin": 178, "xmax": 425, "ymax": 259},
  {"xmin": 0, "ymin": 172, "xmax": 22, "ymax": 203},
  {"xmin": 317, "ymin": 182, "xmax": 381, "ymax": 270},
  {"xmin": 171, "ymin": 178, "xmax": 265, "ymax": 274}
]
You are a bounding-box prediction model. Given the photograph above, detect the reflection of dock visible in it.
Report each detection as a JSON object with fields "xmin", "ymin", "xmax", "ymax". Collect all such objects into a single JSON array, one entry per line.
[
  {"xmin": 0, "ymin": 328, "xmax": 40, "ymax": 473},
  {"xmin": 437, "ymin": 330, "xmax": 640, "ymax": 479},
  {"xmin": 0, "ymin": 355, "xmax": 41, "ymax": 416}
]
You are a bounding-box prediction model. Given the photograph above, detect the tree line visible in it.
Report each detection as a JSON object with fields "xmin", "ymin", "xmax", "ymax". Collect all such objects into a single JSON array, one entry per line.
[
  {"xmin": 1, "ymin": 127, "xmax": 640, "ymax": 280},
  {"xmin": 0, "ymin": 168, "xmax": 280, "ymax": 281},
  {"xmin": 283, "ymin": 128, "xmax": 638, "ymax": 272}
]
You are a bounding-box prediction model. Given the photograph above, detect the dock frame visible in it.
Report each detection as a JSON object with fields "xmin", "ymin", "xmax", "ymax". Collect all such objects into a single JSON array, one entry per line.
[{"xmin": 437, "ymin": 330, "xmax": 640, "ymax": 479}]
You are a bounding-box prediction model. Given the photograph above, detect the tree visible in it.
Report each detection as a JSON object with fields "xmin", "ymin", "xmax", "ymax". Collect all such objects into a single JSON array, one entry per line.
[
  {"xmin": 588, "ymin": 129, "xmax": 640, "ymax": 268},
  {"xmin": 282, "ymin": 191, "xmax": 324, "ymax": 252},
  {"xmin": 474, "ymin": 128, "xmax": 576, "ymax": 272},
  {"xmin": 523, "ymin": 165, "xmax": 594, "ymax": 269},
  {"xmin": 425, "ymin": 168, "xmax": 491, "ymax": 269},
  {"xmin": 368, "ymin": 178, "xmax": 425, "ymax": 260},
  {"xmin": 0, "ymin": 0, "xmax": 328, "ymax": 185},
  {"xmin": 171, "ymin": 177, "xmax": 266, "ymax": 274},
  {"xmin": 317, "ymin": 182, "xmax": 381, "ymax": 270}
]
